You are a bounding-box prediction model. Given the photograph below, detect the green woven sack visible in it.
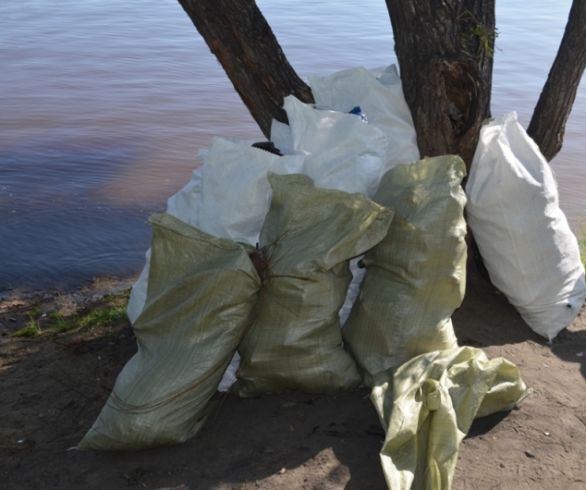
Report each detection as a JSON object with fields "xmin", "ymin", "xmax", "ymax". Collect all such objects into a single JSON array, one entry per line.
[
  {"xmin": 371, "ymin": 347, "xmax": 528, "ymax": 490},
  {"xmin": 235, "ymin": 173, "xmax": 394, "ymax": 396},
  {"xmin": 79, "ymin": 213, "xmax": 260, "ymax": 450},
  {"xmin": 343, "ymin": 156, "xmax": 467, "ymax": 385}
]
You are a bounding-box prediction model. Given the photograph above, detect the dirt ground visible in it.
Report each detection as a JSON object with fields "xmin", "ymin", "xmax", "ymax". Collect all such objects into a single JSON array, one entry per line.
[{"xmin": 1, "ymin": 269, "xmax": 585, "ymax": 490}]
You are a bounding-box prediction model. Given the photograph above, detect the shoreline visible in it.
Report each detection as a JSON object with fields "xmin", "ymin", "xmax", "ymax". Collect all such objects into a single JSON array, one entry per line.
[
  {"xmin": 0, "ymin": 274, "xmax": 136, "ymax": 307},
  {"xmin": 0, "ymin": 274, "xmax": 136, "ymax": 338}
]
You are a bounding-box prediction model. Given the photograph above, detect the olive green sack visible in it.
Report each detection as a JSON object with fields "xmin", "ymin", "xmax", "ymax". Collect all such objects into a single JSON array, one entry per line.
[
  {"xmin": 78, "ymin": 213, "xmax": 260, "ymax": 450},
  {"xmin": 343, "ymin": 156, "xmax": 468, "ymax": 386},
  {"xmin": 235, "ymin": 173, "xmax": 394, "ymax": 396}
]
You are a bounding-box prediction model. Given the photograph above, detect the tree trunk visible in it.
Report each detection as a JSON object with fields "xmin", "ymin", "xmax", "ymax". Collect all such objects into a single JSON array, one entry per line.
[
  {"xmin": 385, "ymin": 0, "xmax": 496, "ymax": 167},
  {"xmin": 178, "ymin": 0, "xmax": 313, "ymax": 138},
  {"xmin": 528, "ymin": 0, "xmax": 586, "ymax": 162}
]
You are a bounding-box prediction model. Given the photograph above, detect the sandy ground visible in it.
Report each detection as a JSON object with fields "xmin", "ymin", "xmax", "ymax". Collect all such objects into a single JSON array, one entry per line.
[{"xmin": 0, "ymin": 269, "xmax": 585, "ymax": 490}]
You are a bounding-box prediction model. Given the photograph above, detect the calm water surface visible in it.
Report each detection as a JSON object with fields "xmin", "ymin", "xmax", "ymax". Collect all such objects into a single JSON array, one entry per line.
[{"xmin": 1, "ymin": 0, "xmax": 584, "ymax": 292}]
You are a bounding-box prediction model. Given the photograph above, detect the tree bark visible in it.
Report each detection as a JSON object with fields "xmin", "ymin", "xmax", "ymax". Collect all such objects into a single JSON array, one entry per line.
[
  {"xmin": 178, "ymin": 0, "xmax": 313, "ymax": 138},
  {"xmin": 528, "ymin": 0, "xmax": 586, "ymax": 162},
  {"xmin": 385, "ymin": 0, "xmax": 496, "ymax": 166}
]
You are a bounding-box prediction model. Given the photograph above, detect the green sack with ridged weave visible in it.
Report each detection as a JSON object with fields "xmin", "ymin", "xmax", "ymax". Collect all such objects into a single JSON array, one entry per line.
[
  {"xmin": 79, "ymin": 213, "xmax": 260, "ymax": 450},
  {"xmin": 235, "ymin": 173, "xmax": 394, "ymax": 396},
  {"xmin": 343, "ymin": 156, "xmax": 468, "ymax": 386},
  {"xmin": 371, "ymin": 347, "xmax": 529, "ymax": 490}
]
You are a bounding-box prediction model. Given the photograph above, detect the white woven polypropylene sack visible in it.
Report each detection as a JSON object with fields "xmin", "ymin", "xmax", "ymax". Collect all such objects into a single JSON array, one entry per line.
[
  {"xmin": 282, "ymin": 95, "xmax": 388, "ymax": 197},
  {"xmin": 466, "ymin": 112, "xmax": 586, "ymax": 340},
  {"xmin": 197, "ymin": 137, "xmax": 304, "ymax": 244},
  {"xmin": 308, "ymin": 65, "xmax": 419, "ymax": 170}
]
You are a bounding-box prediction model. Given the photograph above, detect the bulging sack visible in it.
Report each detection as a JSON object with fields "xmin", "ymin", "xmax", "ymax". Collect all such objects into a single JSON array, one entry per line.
[
  {"xmin": 79, "ymin": 214, "xmax": 260, "ymax": 450},
  {"xmin": 466, "ymin": 113, "xmax": 586, "ymax": 340},
  {"xmin": 235, "ymin": 173, "xmax": 394, "ymax": 396},
  {"xmin": 343, "ymin": 156, "xmax": 468, "ymax": 385}
]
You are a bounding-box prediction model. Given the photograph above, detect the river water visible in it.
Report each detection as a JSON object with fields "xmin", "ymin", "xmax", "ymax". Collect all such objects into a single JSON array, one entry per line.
[{"xmin": 1, "ymin": 0, "xmax": 584, "ymax": 292}]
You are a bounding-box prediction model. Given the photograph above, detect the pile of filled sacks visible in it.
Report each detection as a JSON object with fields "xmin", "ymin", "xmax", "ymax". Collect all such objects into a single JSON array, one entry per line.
[{"xmin": 78, "ymin": 66, "xmax": 585, "ymax": 490}]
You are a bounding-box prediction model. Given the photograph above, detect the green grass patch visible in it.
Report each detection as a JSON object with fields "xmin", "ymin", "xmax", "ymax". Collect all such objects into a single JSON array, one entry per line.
[
  {"xmin": 11, "ymin": 296, "xmax": 128, "ymax": 338},
  {"xmin": 46, "ymin": 305, "xmax": 127, "ymax": 334},
  {"xmin": 77, "ymin": 305, "xmax": 127, "ymax": 329},
  {"xmin": 13, "ymin": 318, "xmax": 42, "ymax": 338},
  {"xmin": 45, "ymin": 305, "xmax": 126, "ymax": 333},
  {"xmin": 46, "ymin": 312, "xmax": 76, "ymax": 334},
  {"xmin": 103, "ymin": 290, "xmax": 130, "ymax": 302}
]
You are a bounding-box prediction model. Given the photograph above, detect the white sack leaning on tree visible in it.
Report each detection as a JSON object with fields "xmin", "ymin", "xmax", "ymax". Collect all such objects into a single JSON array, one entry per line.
[
  {"xmin": 271, "ymin": 65, "xmax": 420, "ymax": 197},
  {"xmin": 280, "ymin": 95, "xmax": 389, "ymax": 197},
  {"xmin": 308, "ymin": 64, "xmax": 419, "ymax": 169},
  {"xmin": 466, "ymin": 113, "xmax": 586, "ymax": 340}
]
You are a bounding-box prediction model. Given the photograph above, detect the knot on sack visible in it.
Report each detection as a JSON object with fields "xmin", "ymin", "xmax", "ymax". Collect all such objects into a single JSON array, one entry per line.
[{"xmin": 249, "ymin": 244, "xmax": 271, "ymax": 284}]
